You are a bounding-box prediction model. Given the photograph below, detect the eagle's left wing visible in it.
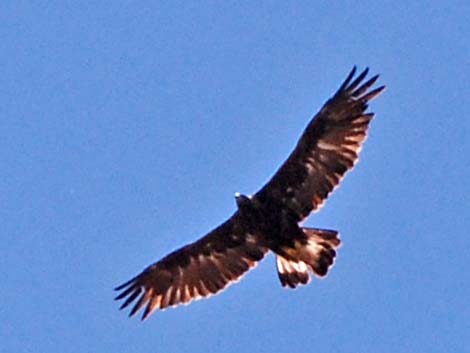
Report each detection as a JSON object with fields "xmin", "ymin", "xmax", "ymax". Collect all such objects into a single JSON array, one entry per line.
[
  {"xmin": 114, "ymin": 214, "xmax": 267, "ymax": 320},
  {"xmin": 255, "ymin": 67, "xmax": 384, "ymax": 221}
]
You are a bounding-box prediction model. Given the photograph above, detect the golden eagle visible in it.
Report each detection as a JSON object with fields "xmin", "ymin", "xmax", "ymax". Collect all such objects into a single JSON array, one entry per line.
[{"xmin": 115, "ymin": 67, "xmax": 385, "ymax": 320}]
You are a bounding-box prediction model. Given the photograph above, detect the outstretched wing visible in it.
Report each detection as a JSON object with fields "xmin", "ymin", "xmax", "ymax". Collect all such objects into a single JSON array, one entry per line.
[
  {"xmin": 255, "ymin": 67, "xmax": 385, "ymax": 221},
  {"xmin": 115, "ymin": 214, "xmax": 267, "ymax": 320}
]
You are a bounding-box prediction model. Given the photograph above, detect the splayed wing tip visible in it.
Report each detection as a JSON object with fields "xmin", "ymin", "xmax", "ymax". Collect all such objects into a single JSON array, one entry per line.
[
  {"xmin": 114, "ymin": 276, "xmax": 138, "ymax": 291},
  {"xmin": 338, "ymin": 66, "xmax": 357, "ymax": 92},
  {"xmin": 353, "ymin": 74, "xmax": 379, "ymax": 97},
  {"xmin": 362, "ymin": 85, "xmax": 386, "ymax": 102},
  {"xmin": 347, "ymin": 67, "xmax": 370, "ymax": 92}
]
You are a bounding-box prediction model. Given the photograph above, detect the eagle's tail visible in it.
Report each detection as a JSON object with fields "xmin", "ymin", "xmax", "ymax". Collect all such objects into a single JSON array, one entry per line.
[{"xmin": 276, "ymin": 228, "xmax": 341, "ymax": 288}]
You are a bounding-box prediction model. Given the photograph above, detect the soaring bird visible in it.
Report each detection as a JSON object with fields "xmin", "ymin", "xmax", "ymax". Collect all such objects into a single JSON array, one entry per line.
[{"xmin": 115, "ymin": 67, "xmax": 385, "ymax": 320}]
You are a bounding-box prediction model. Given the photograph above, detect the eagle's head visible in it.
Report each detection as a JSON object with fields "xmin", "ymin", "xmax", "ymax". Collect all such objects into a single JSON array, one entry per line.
[{"xmin": 235, "ymin": 192, "xmax": 252, "ymax": 209}]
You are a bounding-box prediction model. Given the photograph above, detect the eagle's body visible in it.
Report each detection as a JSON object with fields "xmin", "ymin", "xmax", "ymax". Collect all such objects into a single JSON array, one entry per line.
[{"xmin": 115, "ymin": 67, "xmax": 385, "ymax": 320}]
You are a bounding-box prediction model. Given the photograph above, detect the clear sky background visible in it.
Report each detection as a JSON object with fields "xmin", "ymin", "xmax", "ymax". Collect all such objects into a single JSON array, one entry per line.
[{"xmin": 2, "ymin": 2, "xmax": 469, "ymax": 353}]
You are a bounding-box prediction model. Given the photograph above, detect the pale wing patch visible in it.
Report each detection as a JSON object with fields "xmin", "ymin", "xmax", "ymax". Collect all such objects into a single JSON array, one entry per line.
[
  {"xmin": 317, "ymin": 140, "xmax": 339, "ymax": 151},
  {"xmin": 115, "ymin": 232, "xmax": 268, "ymax": 320},
  {"xmin": 255, "ymin": 68, "xmax": 384, "ymax": 222},
  {"xmin": 288, "ymin": 113, "xmax": 373, "ymax": 217}
]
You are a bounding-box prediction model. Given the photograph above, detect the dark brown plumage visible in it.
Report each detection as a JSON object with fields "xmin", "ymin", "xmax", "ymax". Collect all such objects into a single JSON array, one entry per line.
[{"xmin": 115, "ymin": 67, "xmax": 385, "ymax": 320}]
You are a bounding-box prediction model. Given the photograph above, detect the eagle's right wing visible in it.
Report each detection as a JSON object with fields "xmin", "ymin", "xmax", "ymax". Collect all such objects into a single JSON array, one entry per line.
[
  {"xmin": 255, "ymin": 67, "xmax": 385, "ymax": 221},
  {"xmin": 115, "ymin": 214, "xmax": 267, "ymax": 320}
]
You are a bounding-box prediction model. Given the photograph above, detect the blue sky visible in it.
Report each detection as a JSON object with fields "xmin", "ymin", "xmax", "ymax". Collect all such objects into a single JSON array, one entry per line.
[{"xmin": 1, "ymin": 2, "xmax": 469, "ymax": 353}]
